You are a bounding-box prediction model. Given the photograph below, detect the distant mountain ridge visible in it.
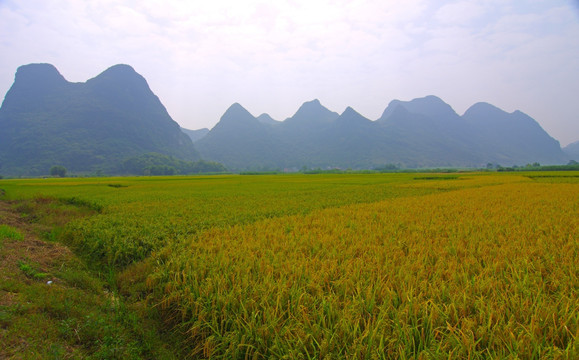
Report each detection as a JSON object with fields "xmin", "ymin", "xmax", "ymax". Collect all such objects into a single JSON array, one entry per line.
[
  {"xmin": 0, "ymin": 63, "xmax": 569, "ymax": 175},
  {"xmin": 195, "ymin": 96, "xmax": 567, "ymax": 170},
  {"xmin": 0, "ymin": 63, "xmax": 199, "ymax": 176}
]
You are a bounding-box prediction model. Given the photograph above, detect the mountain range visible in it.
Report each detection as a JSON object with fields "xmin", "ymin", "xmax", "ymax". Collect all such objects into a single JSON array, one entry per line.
[
  {"xmin": 0, "ymin": 63, "xmax": 572, "ymax": 176},
  {"xmin": 193, "ymin": 96, "xmax": 568, "ymax": 170},
  {"xmin": 0, "ymin": 63, "xmax": 199, "ymax": 176}
]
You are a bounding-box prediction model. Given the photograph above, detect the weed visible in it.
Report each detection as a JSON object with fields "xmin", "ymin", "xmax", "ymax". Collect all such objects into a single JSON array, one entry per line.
[
  {"xmin": 18, "ymin": 261, "xmax": 49, "ymax": 280},
  {"xmin": 0, "ymin": 224, "xmax": 23, "ymax": 240}
]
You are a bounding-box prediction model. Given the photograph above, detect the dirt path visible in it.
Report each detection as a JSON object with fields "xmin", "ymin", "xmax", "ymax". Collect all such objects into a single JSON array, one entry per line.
[
  {"xmin": 0, "ymin": 200, "xmax": 84, "ymax": 358},
  {"xmin": 0, "ymin": 199, "xmax": 177, "ymax": 359},
  {"xmin": 0, "ymin": 200, "xmax": 73, "ymax": 282}
]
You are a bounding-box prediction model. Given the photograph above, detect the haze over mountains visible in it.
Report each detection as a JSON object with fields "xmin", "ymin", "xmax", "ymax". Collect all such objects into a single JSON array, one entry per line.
[
  {"xmin": 563, "ymin": 141, "xmax": 579, "ymax": 160},
  {"xmin": 193, "ymin": 96, "xmax": 567, "ymax": 170},
  {"xmin": 0, "ymin": 63, "xmax": 572, "ymax": 176}
]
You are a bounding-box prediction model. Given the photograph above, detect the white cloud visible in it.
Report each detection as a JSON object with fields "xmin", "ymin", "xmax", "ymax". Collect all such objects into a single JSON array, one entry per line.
[{"xmin": 434, "ymin": 1, "xmax": 486, "ymax": 25}]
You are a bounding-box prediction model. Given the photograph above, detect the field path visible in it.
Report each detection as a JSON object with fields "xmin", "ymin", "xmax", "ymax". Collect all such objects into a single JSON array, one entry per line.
[
  {"xmin": 0, "ymin": 199, "xmax": 176, "ymax": 359},
  {"xmin": 0, "ymin": 200, "xmax": 83, "ymax": 357}
]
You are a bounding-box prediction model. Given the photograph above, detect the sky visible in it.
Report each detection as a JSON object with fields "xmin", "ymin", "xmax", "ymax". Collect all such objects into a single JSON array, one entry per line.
[{"xmin": 0, "ymin": 0, "xmax": 578, "ymax": 146}]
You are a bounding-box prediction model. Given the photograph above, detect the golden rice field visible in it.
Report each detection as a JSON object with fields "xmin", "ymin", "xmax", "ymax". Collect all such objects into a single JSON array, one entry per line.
[{"xmin": 0, "ymin": 172, "xmax": 577, "ymax": 358}]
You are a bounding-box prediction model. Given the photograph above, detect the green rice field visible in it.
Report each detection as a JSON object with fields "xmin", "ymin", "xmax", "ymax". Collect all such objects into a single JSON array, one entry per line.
[{"xmin": 0, "ymin": 172, "xmax": 577, "ymax": 358}]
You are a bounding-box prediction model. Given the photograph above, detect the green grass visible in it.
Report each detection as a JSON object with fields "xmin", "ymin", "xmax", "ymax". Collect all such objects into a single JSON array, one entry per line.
[
  {"xmin": 0, "ymin": 224, "xmax": 23, "ymax": 241},
  {"xmin": 18, "ymin": 261, "xmax": 50, "ymax": 280}
]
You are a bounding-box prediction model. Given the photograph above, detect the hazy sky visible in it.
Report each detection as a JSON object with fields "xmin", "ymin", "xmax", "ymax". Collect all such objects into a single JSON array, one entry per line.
[{"xmin": 1, "ymin": 0, "xmax": 578, "ymax": 145}]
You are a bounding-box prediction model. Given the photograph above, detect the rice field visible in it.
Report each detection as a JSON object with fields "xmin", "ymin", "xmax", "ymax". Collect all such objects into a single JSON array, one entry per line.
[{"xmin": 0, "ymin": 172, "xmax": 577, "ymax": 358}]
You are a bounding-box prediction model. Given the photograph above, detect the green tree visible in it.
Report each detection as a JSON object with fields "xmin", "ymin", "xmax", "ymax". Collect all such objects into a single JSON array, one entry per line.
[{"xmin": 50, "ymin": 165, "xmax": 67, "ymax": 177}]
